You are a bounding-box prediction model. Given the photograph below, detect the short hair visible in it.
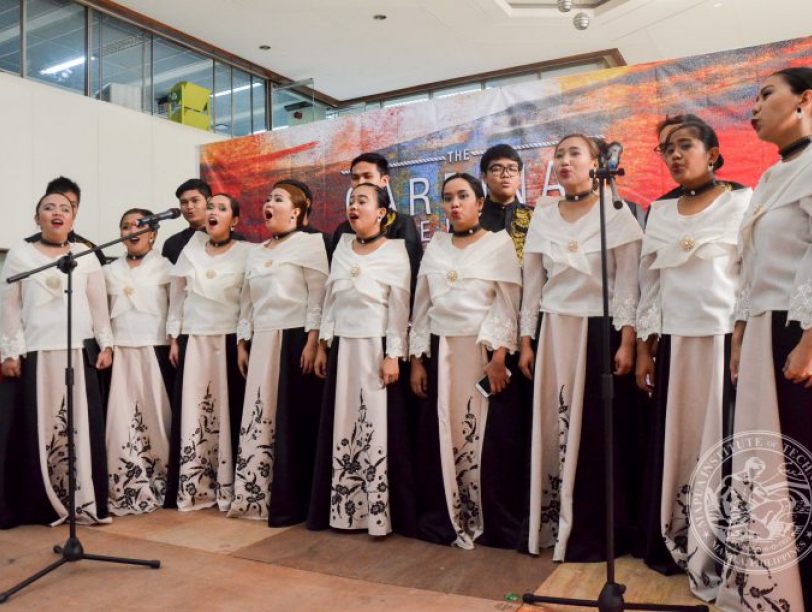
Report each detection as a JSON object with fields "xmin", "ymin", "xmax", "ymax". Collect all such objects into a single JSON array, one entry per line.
[
  {"xmin": 210, "ymin": 193, "xmax": 240, "ymax": 218},
  {"xmin": 442, "ymin": 172, "xmax": 485, "ymax": 200},
  {"xmin": 119, "ymin": 207, "xmax": 154, "ymax": 227},
  {"xmin": 352, "ymin": 182, "xmax": 390, "ymax": 209},
  {"xmin": 664, "ymin": 122, "xmax": 725, "ymax": 171},
  {"xmin": 655, "ymin": 114, "xmax": 708, "ymax": 139},
  {"xmin": 773, "ymin": 66, "xmax": 812, "ymax": 95},
  {"xmin": 272, "ymin": 181, "xmax": 310, "ymax": 228},
  {"xmin": 350, "ymin": 152, "xmax": 389, "ymax": 177},
  {"xmin": 480, "ymin": 144, "xmax": 523, "ymax": 174},
  {"xmin": 45, "ymin": 176, "xmax": 81, "ymax": 203},
  {"xmin": 175, "ymin": 178, "xmax": 212, "ymax": 200}
]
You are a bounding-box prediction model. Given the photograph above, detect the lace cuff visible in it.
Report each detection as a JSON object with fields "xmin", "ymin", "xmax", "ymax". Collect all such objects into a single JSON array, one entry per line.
[
  {"xmin": 166, "ymin": 316, "xmax": 181, "ymax": 339},
  {"xmin": 319, "ymin": 319, "xmax": 335, "ymax": 347},
  {"xmin": 385, "ymin": 332, "xmax": 407, "ymax": 360},
  {"xmin": 478, "ymin": 316, "xmax": 518, "ymax": 353},
  {"xmin": 1, "ymin": 328, "xmax": 26, "ymax": 361},
  {"xmin": 96, "ymin": 327, "xmax": 114, "ymax": 351},
  {"xmin": 305, "ymin": 306, "xmax": 322, "ymax": 332},
  {"xmin": 789, "ymin": 280, "xmax": 812, "ymax": 330},
  {"xmin": 236, "ymin": 319, "xmax": 252, "ymax": 343},
  {"xmin": 636, "ymin": 304, "xmax": 661, "ymax": 341},
  {"xmin": 409, "ymin": 328, "xmax": 430, "ymax": 359},
  {"xmin": 520, "ymin": 307, "xmax": 540, "ymax": 339},
  {"xmin": 611, "ymin": 293, "xmax": 637, "ymax": 331},
  {"xmin": 734, "ymin": 284, "xmax": 752, "ymax": 322}
]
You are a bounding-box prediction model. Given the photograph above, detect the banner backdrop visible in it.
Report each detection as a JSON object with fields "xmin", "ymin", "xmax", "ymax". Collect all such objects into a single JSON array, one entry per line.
[{"xmin": 200, "ymin": 36, "xmax": 812, "ymax": 243}]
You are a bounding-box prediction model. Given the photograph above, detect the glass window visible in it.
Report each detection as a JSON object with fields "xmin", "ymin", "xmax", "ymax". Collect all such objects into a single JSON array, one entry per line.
[
  {"xmin": 271, "ymin": 82, "xmax": 316, "ymax": 130},
  {"xmin": 98, "ymin": 14, "xmax": 151, "ymax": 113},
  {"xmin": 541, "ymin": 60, "xmax": 608, "ymax": 80},
  {"xmin": 231, "ymin": 67, "xmax": 251, "ymax": 137},
  {"xmin": 0, "ymin": 0, "xmax": 21, "ymax": 75},
  {"xmin": 89, "ymin": 8, "xmax": 99, "ymax": 96},
  {"xmin": 152, "ymin": 36, "xmax": 212, "ymax": 120},
  {"xmin": 251, "ymin": 75, "xmax": 266, "ymax": 134},
  {"xmin": 26, "ymin": 0, "xmax": 87, "ymax": 93},
  {"xmin": 383, "ymin": 92, "xmax": 429, "ymax": 108},
  {"xmin": 484, "ymin": 72, "xmax": 539, "ymax": 89},
  {"xmin": 212, "ymin": 61, "xmax": 231, "ymax": 135},
  {"xmin": 434, "ymin": 82, "xmax": 483, "ymax": 99}
]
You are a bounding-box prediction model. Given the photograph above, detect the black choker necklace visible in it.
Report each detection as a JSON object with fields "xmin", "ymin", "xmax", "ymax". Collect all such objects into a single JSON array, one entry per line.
[
  {"xmin": 564, "ymin": 190, "xmax": 594, "ymax": 202},
  {"xmin": 272, "ymin": 228, "xmax": 298, "ymax": 241},
  {"xmin": 126, "ymin": 252, "xmax": 148, "ymax": 261},
  {"xmin": 779, "ymin": 136, "xmax": 812, "ymax": 160},
  {"xmin": 209, "ymin": 236, "xmax": 232, "ymax": 248},
  {"xmin": 356, "ymin": 229, "xmax": 386, "ymax": 245},
  {"xmin": 681, "ymin": 180, "xmax": 717, "ymax": 197},
  {"xmin": 452, "ymin": 223, "xmax": 481, "ymax": 237},
  {"xmin": 40, "ymin": 236, "xmax": 69, "ymax": 248}
]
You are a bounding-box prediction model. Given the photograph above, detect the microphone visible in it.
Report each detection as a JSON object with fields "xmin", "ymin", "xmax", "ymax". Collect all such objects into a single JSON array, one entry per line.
[
  {"xmin": 136, "ymin": 208, "xmax": 182, "ymax": 227},
  {"xmin": 606, "ymin": 141, "xmax": 623, "ymax": 171},
  {"xmin": 610, "ymin": 177, "xmax": 625, "ymax": 210}
]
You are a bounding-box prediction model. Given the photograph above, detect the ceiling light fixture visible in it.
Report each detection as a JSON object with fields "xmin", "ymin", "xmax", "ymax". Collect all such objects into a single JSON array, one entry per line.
[
  {"xmin": 573, "ymin": 12, "xmax": 590, "ymax": 30},
  {"xmin": 259, "ymin": 44, "xmax": 271, "ymax": 50},
  {"xmin": 557, "ymin": 0, "xmax": 573, "ymax": 12},
  {"xmin": 373, "ymin": 14, "xmax": 387, "ymax": 20},
  {"xmin": 39, "ymin": 56, "xmax": 86, "ymax": 75}
]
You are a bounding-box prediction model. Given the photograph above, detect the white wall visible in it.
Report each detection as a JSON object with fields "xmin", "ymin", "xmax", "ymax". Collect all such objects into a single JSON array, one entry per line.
[{"xmin": 0, "ymin": 71, "xmax": 227, "ymax": 257}]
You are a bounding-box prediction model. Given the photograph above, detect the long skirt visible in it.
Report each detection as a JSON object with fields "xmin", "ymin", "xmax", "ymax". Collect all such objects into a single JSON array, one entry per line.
[
  {"xmin": 0, "ymin": 346, "xmax": 109, "ymax": 528},
  {"xmin": 416, "ymin": 334, "xmax": 528, "ymax": 550},
  {"xmin": 106, "ymin": 346, "xmax": 173, "ymax": 515},
  {"xmin": 307, "ymin": 337, "xmax": 417, "ymax": 537},
  {"xmin": 525, "ymin": 313, "xmax": 636, "ymax": 561},
  {"xmin": 164, "ymin": 334, "xmax": 245, "ymax": 512},
  {"xmin": 227, "ymin": 328, "xmax": 323, "ymax": 525},
  {"xmin": 716, "ymin": 312, "xmax": 812, "ymax": 612}
]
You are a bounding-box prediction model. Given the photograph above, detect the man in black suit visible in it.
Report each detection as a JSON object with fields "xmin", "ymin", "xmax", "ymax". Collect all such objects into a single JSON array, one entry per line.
[{"xmin": 161, "ymin": 178, "xmax": 212, "ymax": 265}]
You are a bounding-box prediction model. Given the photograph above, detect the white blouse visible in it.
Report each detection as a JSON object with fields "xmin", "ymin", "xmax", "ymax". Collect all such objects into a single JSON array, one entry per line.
[
  {"xmin": 520, "ymin": 195, "xmax": 643, "ymax": 338},
  {"xmin": 104, "ymin": 251, "xmax": 172, "ymax": 348},
  {"xmin": 1, "ymin": 242, "xmax": 113, "ymax": 360},
  {"xmin": 320, "ymin": 235, "xmax": 411, "ymax": 359},
  {"xmin": 637, "ymin": 188, "xmax": 751, "ymax": 340},
  {"xmin": 167, "ymin": 232, "xmax": 251, "ymax": 337},
  {"xmin": 237, "ymin": 232, "xmax": 329, "ymax": 340},
  {"xmin": 409, "ymin": 230, "xmax": 522, "ymax": 358},
  {"xmin": 737, "ymin": 145, "xmax": 812, "ymax": 329}
]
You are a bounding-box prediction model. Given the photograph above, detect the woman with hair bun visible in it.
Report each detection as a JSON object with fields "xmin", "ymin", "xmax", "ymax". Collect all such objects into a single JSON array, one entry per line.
[
  {"xmin": 227, "ymin": 180, "xmax": 328, "ymax": 525},
  {"xmin": 716, "ymin": 66, "xmax": 812, "ymax": 612},
  {"xmin": 519, "ymin": 134, "xmax": 643, "ymax": 561},
  {"xmin": 635, "ymin": 121, "xmax": 751, "ymax": 600},
  {"xmin": 308, "ymin": 182, "xmax": 416, "ymax": 538}
]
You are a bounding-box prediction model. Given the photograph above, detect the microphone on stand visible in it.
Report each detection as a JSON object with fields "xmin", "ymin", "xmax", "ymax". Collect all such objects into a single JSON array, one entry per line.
[
  {"xmin": 136, "ymin": 208, "xmax": 182, "ymax": 227},
  {"xmin": 605, "ymin": 141, "xmax": 625, "ymax": 209}
]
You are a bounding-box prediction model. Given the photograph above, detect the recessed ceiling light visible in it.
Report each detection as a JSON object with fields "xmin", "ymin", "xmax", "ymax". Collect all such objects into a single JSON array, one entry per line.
[
  {"xmin": 259, "ymin": 44, "xmax": 271, "ymax": 50},
  {"xmin": 373, "ymin": 14, "xmax": 387, "ymax": 20}
]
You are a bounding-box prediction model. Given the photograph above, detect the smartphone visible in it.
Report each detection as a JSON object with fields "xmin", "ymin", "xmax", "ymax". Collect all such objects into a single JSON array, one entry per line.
[{"xmin": 475, "ymin": 369, "xmax": 512, "ymax": 398}]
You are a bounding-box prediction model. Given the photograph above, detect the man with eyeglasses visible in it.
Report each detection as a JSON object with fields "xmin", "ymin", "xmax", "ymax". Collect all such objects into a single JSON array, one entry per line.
[{"xmin": 479, "ymin": 144, "xmax": 533, "ymax": 262}]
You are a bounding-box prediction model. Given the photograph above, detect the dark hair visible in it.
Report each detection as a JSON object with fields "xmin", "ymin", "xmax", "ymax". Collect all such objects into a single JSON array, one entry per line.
[
  {"xmin": 480, "ymin": 144, "xmax": 523, "ymax": 174},
  {"xmin": 655, "ymin": 114, "xmax": 709, "ymax": 139},
  {"xmin": 555, "ymin": 133, "xmax": 602, "ymax": 159},
  {"xmin": 210, "ymin": 193, "xmax": 240, "ymax": 218},
  {"xmin": 350, "ymin": 152, "xmax": 389, "ymax": 177},
  {"xmin": 272, "ymin": 181, "xmax": 310, "ymax": 228},
  {"xmin": 772, "ymin": 67, "xmax": 812, "ymax": 95},
  {"xmin": 119, "ymin": 207, "xmax": 154, "ymax": 226},
  {"xmin": 442, "ymin": 172, "xmax": 485, "ymax": 200},
  {"xmin": 175, "ymin": 178, "xmax": 212, "ymax": 200},
  {"xmin": 45, "ymin": 176, "xmax": 81, "ymax": 203},
  {"xmin": 351, "ymin": 182, "xmax": 390, "ymax": 209},
  {"xmin": 35, "ymin": 192, "xmax": 73, "ymax": 213},
  {"xmin": 664, "ymin": 121, "xmax": 725, "ymax": 170}
]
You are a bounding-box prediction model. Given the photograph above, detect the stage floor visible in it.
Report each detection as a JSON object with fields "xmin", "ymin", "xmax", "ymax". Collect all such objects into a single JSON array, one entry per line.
[{"xmin": 0, "ymin": 509, "xmax": 717, "ymax": 611}]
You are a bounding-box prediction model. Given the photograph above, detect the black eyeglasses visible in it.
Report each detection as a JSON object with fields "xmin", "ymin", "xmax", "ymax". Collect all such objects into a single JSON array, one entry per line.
[{"xmin": 487, "ymin": 164, "xmax": 521, "ymax": 177}]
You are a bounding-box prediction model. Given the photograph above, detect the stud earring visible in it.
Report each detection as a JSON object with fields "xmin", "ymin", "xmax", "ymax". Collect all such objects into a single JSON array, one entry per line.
[
  {"xmin": 798, "ymin": 107, "xmax": 804, "ymax": 118},
  {"xmin": 290, "ymin": 215, "xmax": 295, "ymax": 221}
]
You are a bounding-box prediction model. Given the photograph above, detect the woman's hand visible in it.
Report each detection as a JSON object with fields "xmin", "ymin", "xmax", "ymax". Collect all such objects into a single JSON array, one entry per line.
[
  {"xmin": 380, "ymin": 356, "xmax": 400, "ymax": 387},
  {"xmin": 410, "ymin": 357, "xmax": 428, "ymax": 399},
  {"xmin": 614, "ymin": 327, "xmax": 635, "ymax": 376},
  {"xmin": 300, "ymin": 332, "xmax": 319, "ymax": 375},
  {"xmin": 314, "ymin": 342, "xmax": 328, "ymax": 379},
  {"xmin": 519, "ymin": 338, "xmax": 535, "ymax": 380},
  {"xmin": 95, "ymin": 347, "xmax": 113, "ymax": 370},
  {"xmin": 237, "ymin": 341, "xmax": 250, "ymax": 378},
  {"xmin": 635, "ymin": 341, "xmax": 655, "ymax": 398},
  {"xmin": 484, "ymin": 348, "xmax": 510, "ymax": 395},
  {"xmin": 169, "ymin": 338, "xmax": 179, "ymax": 368},
  {"xmin": 730, "ymin": 321, "xmax": 746, "ymax": 385},
  {"xmin": 783, "ymin": 329, "xmax": 812, "ymax": 387},
  {"xmin": 1, "ymin": 357, "xmax": 22, "ymax": 378}
]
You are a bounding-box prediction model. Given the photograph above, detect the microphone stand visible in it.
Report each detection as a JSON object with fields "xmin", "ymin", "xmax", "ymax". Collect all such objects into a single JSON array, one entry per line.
[
  {"xmin": 522, "ymin": 156, "xmax": 708, "ymax": 612},
  {"xmin": 0, "ymin": 223, "xmax": 163, "ymax": 605}
]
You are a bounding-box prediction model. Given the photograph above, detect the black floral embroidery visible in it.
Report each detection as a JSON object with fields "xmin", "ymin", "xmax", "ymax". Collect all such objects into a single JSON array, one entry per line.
[
  {"xmin": 231, "ymin": 388, "xmax": 275, "ymax": 517},
  {"xmin": 178, "ymin": 384, "xmax": 228, "ymax": 505},
  {"xmin": 46, "ymin": 398, "xmax": 71, "ymax": 504},
  {"xmin": 541, "ymin": 385, "xmax": 568, "ymax": 541},
  {"xmin": 451, "ymin": 396, "xmax": 482, "ymax": 540},
  {"xmin": 664, "ymin": 481, "xmax": 715, "ymax": 591},
  {"xmin": 109, "ymin": 401, "xmax": 166, "ymax": 513},
  {"xmin": 330, "ymin": 390, "xmax": 389, "ymax": 529}
]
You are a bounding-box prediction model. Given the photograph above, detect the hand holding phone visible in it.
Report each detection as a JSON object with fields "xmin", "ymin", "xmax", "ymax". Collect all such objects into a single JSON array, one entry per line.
[{"xmin": 476, "ymin": 368, "xmax": 511, "ymax": 398}]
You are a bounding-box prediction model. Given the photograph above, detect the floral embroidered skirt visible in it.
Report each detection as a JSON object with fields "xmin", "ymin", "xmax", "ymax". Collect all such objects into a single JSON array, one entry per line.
[
  {"xmin": 525, "ymin": 313, "xmax": 636, "ymax": 561},
  {"xmin": 715, "ymin": 312, "xmax": 812, "ymax": 612},
  {"xmin": 307, "ymin": 336, "xmax": 417, "ymax": 537},
  {"xmin": 0, "ymin": 346, "xmax": 110, "ymax": 528},
  {"xmin": 164, "ymin": 334, "xmax": 245, "ymax": 512},
  {"xmin": 227, "ymin": 328, "xmax": 323, "ymax": 525},
  {"xmin": 106, "ymin": 346, "xmax": 173, "ymax": 516}
]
